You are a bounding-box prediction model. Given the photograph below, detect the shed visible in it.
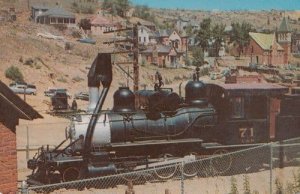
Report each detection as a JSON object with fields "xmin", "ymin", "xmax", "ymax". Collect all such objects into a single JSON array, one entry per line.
[{"xmin": 0, "ymin": 81, "xmax": 42, "ymax": 193}]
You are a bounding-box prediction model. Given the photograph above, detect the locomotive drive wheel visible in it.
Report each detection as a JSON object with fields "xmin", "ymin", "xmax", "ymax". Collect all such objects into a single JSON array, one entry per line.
[
  {"xmin": 62, "ymin": 167, "xmax": 80, "ymax": 182},
  {"xmin": 210, "ymin": 149, "xmax": 232, "ymax": 174},
  {"xmin": 154, "ymin": 154, "xmax": 178, "ymax": 180}
]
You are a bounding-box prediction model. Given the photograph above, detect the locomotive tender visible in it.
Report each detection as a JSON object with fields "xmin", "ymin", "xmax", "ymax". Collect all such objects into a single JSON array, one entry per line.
[{"xmin": 27, "ymin": 53, "xmax": 300, "ymax": 184}]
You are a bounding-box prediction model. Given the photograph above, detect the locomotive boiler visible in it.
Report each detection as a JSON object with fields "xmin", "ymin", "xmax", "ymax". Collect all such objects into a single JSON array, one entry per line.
[{"xmin": 27, "ymin": 53, "xmax": 300, "ymax": 184}]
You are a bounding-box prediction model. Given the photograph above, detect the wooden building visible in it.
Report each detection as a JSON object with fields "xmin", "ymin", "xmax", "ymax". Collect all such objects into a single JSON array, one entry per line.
[
  {"xmin": 247, "ymin": 32, "xmax": 285, "ymax": 66},
  {"xmin": 247, "ymin": 17, "xmax": 291, "ymax": 66},
  {"xmin": 277, "ymin": 17, "xmax": 292, "ymax": 64},
  {"xmin": 35, "ymin": 7, "xmax": 76, "ymax": 27},
  {"xmin": 0, "ymin": 81, "xmax": 42, "ymax": 193},
  {"xmin": 90, "ymin": 15, "xmax": 118, "ymax": 36},
  {"xmin": 140, "ymin": 44, "xmax": 184, "ymax": 68},
  {"xmin": 291, "ymin": 32, "xmax": 300, "ymax": 54}
]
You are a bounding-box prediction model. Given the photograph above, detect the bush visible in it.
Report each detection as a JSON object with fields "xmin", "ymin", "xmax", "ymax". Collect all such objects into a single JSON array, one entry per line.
[
  {"xmin": 72, "ymin": 76, "xmax": 84, "ymax": 82},
  {"xmin": 57, "ymin": 76, "xmax": 67, "ymax": 83},
  {"xmin": 53, "ymin": 24, "xmax": 67, "ymax": 32},
  {"xmin": 5, "ymin": 66, "xmax": 24, "ymax": 82}
]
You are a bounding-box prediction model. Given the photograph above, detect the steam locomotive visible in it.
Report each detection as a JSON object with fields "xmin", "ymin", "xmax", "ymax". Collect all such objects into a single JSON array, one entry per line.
[{"xmin": 27, "ymin": 53, "xmax": 300, "ymax": 184}]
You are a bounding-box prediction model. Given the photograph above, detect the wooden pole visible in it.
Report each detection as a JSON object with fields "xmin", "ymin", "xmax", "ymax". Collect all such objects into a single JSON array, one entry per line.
[{"xmin": 133, "ymin": 25, "xmax": 139, "ymax": 92}]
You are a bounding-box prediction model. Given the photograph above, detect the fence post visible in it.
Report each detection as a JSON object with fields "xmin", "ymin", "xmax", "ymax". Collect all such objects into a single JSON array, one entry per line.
[
  {"xmin": 26, "ymin": 126, "xmax": 29, "ymax": 161},
  {"xmin": 180, "ymin": 162, "xmax": 184, "ymax": 194},
  {"xmin": 21, "ymin": 180, "xmax": 28, "ymax": 194},
  {"xmin": 270, "ymin": 143, "xmax": 273, "ymax": 194}
]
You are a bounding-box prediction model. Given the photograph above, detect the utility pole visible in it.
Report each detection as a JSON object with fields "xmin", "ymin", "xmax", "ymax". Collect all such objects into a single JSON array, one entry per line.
[
  {"xmin": 132, "ymin": 25, "xmax": 139, "ymax": 91},
  {"xmin": 103, "ymin": 24, "xmax": 139, "ymax": 92}
]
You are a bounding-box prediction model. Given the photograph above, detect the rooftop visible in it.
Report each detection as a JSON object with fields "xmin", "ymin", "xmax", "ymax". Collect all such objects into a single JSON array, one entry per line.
[
  {"xmin": 213, "ymin": 82, "xmax": 288, "ymax": 97},
  {"xmin": 0, "ymin": 81, "xmax": 42, "ymax": 122},
  {"xmin": 38, "ymin": 7, "xmax": 75, "ymax": 19},
  {"xmin": 129, "ymin": 17, "xmax": 156, "ymax": 27},
  {"xmin": 31, "ymin": 5, "xmax": 50, "ymax": 10},
  {"xmin": 90, "ymin": 15, "xmax": 115, "ymax": 26},
  {"xmin": 278, "ymin": 17, "xmax": 291, "ymax": 33},
  {"xmin": 249, "ymin": 32, "xmax": 283, "ymax": 51}
]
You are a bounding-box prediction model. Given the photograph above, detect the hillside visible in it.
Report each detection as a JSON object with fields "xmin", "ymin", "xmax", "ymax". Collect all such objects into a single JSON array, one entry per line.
[
  {"xmin": 1, "ymin": 0, "xmax": 299, "ymax": 113},
  {"xmin": 0, "ymin": 10, "xmax": 194, "ymax": 112}
]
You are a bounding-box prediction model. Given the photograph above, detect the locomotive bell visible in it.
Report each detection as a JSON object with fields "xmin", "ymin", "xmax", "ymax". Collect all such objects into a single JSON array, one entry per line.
[
  {"xmin": 185, "ymin": 80, "xmax": 208, "ymax": 107},
  {"xmin": 113, "ymin": 87, "xmax": 135, "ymax": 113}
]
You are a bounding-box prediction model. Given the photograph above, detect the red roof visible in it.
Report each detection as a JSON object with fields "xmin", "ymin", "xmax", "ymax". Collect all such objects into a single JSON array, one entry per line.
[
  {"xmin": 218, "ymin": 83, "xmax": 287, "ymax": 90},
  {"xmin": 90, "ymin": 15, "xmax": 115, "ymax": 27},
  {"xmin": 210, "ymin": 83, "xmax": 289, "ymax": 97}
]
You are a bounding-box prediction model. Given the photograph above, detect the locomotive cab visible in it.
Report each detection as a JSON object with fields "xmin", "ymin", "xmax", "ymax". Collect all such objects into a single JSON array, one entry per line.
[{"xmin": 206, "ymin": 83, "xmax": 288, "ymax": 145}]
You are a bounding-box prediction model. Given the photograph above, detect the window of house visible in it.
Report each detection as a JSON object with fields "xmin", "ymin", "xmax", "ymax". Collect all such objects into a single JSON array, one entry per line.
[
  {"xmin": 139, "ymin": 37, "xmax": 141, "ymax": 42},
  {"xmin": 58, "ymin": 18, "xmax": 63, "ymax": 23},
  {"xmin": 144, "ymin": 37, "xmax": 146, "ymax": 42},
  {"xmin": 141, "ymin": 28, "xmax": 143, "ymax": 33},
  {"xmin": 50, "ymin": 18, "xmax": 56, "ymax": 23},
  {"xmin": 230, "ymin": 97, "xmax": 245, "ymax": 119}
]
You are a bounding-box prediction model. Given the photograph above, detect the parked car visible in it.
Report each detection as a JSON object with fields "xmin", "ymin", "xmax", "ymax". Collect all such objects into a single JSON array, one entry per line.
[
  {"xmin": 44, "ymin": 88, "xmax": 71, "ymax": 98},
  {"xmin": 74, "ymin": 92, "xmax": 89, "ymax": 101},
  {"xmin": 51, "ymin": 91, "xmax": 69, "ymax": 110},
  {"xmin": 9, "ymin": 83, "xmax": 36, "ymax": 95}
]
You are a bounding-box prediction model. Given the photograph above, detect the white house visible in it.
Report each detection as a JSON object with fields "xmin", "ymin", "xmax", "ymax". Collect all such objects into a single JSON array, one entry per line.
[{"xmin": 138, "ymin": 25, "xmax": 153, "ymax": 45}]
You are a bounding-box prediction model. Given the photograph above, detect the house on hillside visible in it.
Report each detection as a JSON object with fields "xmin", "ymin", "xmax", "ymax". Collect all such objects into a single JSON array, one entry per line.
[
  {"xmin": 277, "ymin": 17, "xmax": 292, "ymax": 64},
  {"xmin": 34, "ymin": 7, "xmax": 76, "ymax": 27},
  {"xmin": 129, "ymin": 17, "xmax": 156, "ymax": 31},
  {"xmin": 246, "ymin": 17, "xmax": 291, "ymax": 66},
  {"xmin": 31, "ymin": 5, "xmax": 50, "ymax": 22},
  {"xmin": 247, "ymin": 32, "xmax": 285, "ymax": 65},
  {"xmin": 176, "ymin": 17, "xmax": 200, "ymax": 32},
  {"xmin": 140, "ymin": 44, "xmax": 185, "ymax": 68},
  {"xmin": 90, "ymin": 15, "xmax": 118, "ymax": 35},
  {"xmin": 167, "ymin": 30, "xmax": 188, "ymax": 53},
  {"xmin": 0, "ymin": 81, "xmax": 42, "ymax": 193},
  {"xmin": 155, "ymin": 30, "xmax": 188, "ymax": 54},
  {"xmin": 138, "ymin": 25, "xmax": 154, "ymax": 45},
  {"xmin": 291, "ymin": 32, "xmax": 300, "ymax": 54},
  {"xmin": 176, "ymin": 17, "xmax": 189, "ymax": 32}
]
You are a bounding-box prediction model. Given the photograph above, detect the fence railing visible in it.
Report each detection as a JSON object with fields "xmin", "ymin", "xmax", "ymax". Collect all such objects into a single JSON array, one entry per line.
[{"xmin": 20, "ymin": 137, "xmax": 300, "ymax": 194}]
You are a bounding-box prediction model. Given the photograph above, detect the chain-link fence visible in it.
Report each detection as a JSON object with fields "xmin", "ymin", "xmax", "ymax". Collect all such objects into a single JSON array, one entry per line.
[{"xmin": 20, "ymin": 137, "xmax": 300, "ymax": 194}]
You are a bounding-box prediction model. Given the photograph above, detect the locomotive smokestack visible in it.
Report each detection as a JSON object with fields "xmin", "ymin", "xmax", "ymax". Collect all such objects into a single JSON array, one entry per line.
[
  {"xmin": 87, "ymin": 53, "xmax": 112, "ymax": 112},
  {"xmin": 88, "ymin": 87, "xmax": 99, "ymax": 112}
]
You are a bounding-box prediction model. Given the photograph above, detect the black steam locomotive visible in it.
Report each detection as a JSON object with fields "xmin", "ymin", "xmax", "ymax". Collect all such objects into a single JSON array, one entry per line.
[{"xmin": 27, "ymin": 53, "xmax": 300, "ymax": 184}]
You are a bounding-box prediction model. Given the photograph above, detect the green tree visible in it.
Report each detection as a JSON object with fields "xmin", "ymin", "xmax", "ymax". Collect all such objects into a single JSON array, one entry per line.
[
  {"xmin": 133, "ymin": 5, "xmax": 156, "ymax": 23},
  {"xmin": 102, "ymin": 0, "xmax": 130, "ymax": 17},
  {"xmin": 79, "ymin": 19, "xmax": 91, "ymax": 30},
  {"xmin": 195, "ymin": 18, "xmax": 212, "ymax": 52},
  {"xmin": 191, "ymin": 47, "xmax": 205, "ymax": 66},
  {"xmin": 211, "ymin": 23, "xmax": 225, "ymax": 57},
  {"xmin": 5, "ymin": 66, "xmax": 24, "ymax": 82},
  {"xmin": 185, "ymin": 24, "xmax": 194, "ymax": 36},
  {"xmin": 230, "ymin": 22, "xmax": 254, "ymax": 57}
]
